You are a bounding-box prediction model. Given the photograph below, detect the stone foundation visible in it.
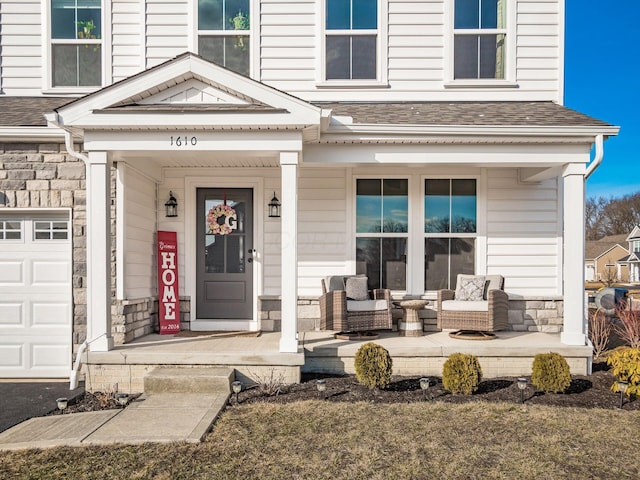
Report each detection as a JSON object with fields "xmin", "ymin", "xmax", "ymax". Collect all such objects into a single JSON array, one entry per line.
[{"xmin": 507, "ymin": 298, "xmax": 564, "ymax": 333}]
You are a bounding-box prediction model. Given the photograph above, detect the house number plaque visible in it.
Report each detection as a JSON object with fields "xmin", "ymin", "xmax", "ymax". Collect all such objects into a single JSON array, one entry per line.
[{"xmin": 169, "ymin": 136, "xmax": 197, "ymax": 147}]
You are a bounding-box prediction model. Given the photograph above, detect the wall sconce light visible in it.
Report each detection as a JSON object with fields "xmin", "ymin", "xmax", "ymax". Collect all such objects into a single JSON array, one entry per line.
[
  {"xmin": 268, "ymin": 192, "xmax": 281, "ymax": 218},
  {"xmin": 165, "ymin": 191, "xmax": 178, "ymax": 218}
]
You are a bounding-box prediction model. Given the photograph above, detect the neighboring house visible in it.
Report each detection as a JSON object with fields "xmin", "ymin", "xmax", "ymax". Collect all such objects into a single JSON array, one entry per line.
[
  {"xmin": 585, "ymin": 234, "xmax": 629, "ymax": 282},
  {"xmin": 618, "ymin": 226, "xmax": 640, "ymax": 282},
  {"xmin": 0, "ymin": 1, "xmax": 619, "ymax": 379}
]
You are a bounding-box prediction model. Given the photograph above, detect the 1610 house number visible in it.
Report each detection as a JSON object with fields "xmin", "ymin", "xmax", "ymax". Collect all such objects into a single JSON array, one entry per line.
[{"xmin": 170, "ymin": 136, "xmax": 197, "ymax": 147}]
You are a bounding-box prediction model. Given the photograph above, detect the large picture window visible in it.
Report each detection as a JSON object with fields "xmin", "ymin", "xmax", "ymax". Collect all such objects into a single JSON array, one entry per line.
[
  {"xmin": 424, "ymin": 179, "xmax": 477, "ymax": 290},
  {"xmin": 453, "ymin": 0, "xmax": 506, "ymax": 79},
  {"xmin": 50, "ymin": 0, "xmax": 102, "ymax": 87},
  {"xmin": 356, "ymin": 179, "xmax": 408, "ymax": 291},
  {"xmin": 325, "ymin": 0, "xmax": 377, "ymax": 80},
  {"xmin": 198, "ymin": 0, "xmax": 250, "ymax": 76}
]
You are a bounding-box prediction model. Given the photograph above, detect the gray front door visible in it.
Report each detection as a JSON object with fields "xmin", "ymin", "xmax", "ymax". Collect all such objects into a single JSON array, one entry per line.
[{"xmin": 196, "ymin": 188, "xmax": 253, "ymax": 320}]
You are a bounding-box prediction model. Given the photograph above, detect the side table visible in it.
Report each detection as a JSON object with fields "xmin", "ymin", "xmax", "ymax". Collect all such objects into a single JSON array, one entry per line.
[{"xmin": 394, "ymin": 299, "xmax": 429, "ymax": 337}]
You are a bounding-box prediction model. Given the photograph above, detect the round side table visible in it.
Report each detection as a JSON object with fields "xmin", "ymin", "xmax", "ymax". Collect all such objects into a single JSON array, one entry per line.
[{"xmin": 394, "ymin": 299, "xmax": 429, "ymax": 337}]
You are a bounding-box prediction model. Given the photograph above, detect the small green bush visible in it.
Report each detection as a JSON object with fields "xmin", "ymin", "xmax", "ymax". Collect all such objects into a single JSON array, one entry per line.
[
  {"xmin": 531, "ymin": 352, "xmax": 571, "ymax": 393},
  {"xmin": 442, "ymin": 353, "xmax": 482, "ymax": 395},
  {"xmin": 607, "ymin": 347, "xmax": 640, "ymax": 397},
  {"xmin": 354, "ymin": 342, "xmax": 393, "ymax": 390}
]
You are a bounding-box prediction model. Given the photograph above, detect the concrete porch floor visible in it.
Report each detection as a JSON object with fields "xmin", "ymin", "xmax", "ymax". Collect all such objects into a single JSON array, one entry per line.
[{"xmin": 81, "ymin": 331, "xmax": 592, "ymax": 394}]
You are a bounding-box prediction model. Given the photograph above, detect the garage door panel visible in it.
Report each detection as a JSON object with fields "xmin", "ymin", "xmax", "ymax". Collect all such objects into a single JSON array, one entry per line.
[
  {"xmin": 32, "ymin": 344, "xmax": 71, "ymax": 368},
  {"xmin": 0, "ymin": 303, "xmax": 22, "ymax": 325},
  {"xmin": 0, "ymin": 345, "xmax": 23, "ymax": 368},
  {"xmin": 0, "ymin": 261, "xmax": 24, "ymax": 285},
  {"xmin": 33, "ymin": 302, "xmax": 71, "ymax": 326},
  {"xmin": 32, "ymin": 261, "xmax": 71, "ymax": 285}
]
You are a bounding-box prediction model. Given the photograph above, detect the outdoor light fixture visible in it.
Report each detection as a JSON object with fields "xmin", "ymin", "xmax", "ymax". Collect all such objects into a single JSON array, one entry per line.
[
  {"xmin": 56, "ymin": 397, "xmax": 68, "ymax": 411},
  {"xmin": 268, "ymin": 192, "xmax": 281, "ymax": 218},
  {"xmin": 419, "ymin": 377, "xmax": 430, "ymax": 400},
  {"xmin": 316, "ymin": 379, "xmax": 327, "ymax": 399},
  {"xmin": 116, "ymin": 393, "xmax": 130, "ymax": 407},
  {"xmin": 617, "ymin": 380, "xmax": 629, "ymax": 409},
  {"xmin": 232, "ymin": 381, "xmax": 242, "ymax": 404},
  {"xmin": 165, "ymin": 191, "xmax": 178, "ymax": 217},
  {"xmin": 517, "ymin": 377, "xmax": 527, "ymax": 404}
]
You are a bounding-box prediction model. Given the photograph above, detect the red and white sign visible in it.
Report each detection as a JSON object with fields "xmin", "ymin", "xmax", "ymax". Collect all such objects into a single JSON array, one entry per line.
[{"xmin": 157, "ymin": 231, "xmax": 181, "ymax": 334}]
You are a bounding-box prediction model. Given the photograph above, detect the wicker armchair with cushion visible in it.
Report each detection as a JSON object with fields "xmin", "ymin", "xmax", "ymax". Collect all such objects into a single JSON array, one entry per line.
[
  {"xmin": 319, "ymin": 275, "xmax": 393, "ymax": 332},
  {"xmin": 437, "ymin": 274, "xmax": 509, "ymax": 334}
]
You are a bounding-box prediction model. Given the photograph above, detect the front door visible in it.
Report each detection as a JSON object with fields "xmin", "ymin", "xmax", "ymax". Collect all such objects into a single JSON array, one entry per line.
[{"xmin": 196, "ymin": 188, "xmax": 253, "ymax": 321}]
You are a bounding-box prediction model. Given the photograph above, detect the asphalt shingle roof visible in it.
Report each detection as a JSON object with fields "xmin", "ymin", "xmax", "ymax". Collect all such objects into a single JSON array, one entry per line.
[{"xmin": 0, "ymin": 97, "xmax": 71, "ymax": 127}]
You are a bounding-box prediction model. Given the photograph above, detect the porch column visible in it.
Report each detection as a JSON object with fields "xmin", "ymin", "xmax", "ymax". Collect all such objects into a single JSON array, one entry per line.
[
  {"xmin": 85, "ymin": 151, "xmax": 113, "ymax": 351},
  {"xmin": 279, "ymin": 151, "xmax": 299, "ymax": 353},
  {"xmin": 561, "ymin": 164, "xmax": 587, "ymax": 345}
]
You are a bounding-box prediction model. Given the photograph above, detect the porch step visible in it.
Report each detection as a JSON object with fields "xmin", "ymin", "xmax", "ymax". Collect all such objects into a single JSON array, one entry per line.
[{"xmin": 144, "ymin": 367, "xmax": 234, "ymax": 394}]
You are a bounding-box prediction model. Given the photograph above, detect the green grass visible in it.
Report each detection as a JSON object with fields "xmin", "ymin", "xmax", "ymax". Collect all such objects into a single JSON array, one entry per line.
[{"xmin": 2, "ymin": 401, "xmax": 640, "ymax": 479}]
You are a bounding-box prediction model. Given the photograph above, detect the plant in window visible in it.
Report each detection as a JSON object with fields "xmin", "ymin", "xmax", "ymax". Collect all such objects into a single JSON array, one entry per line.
[
  {"xmin": 230, "ymin": 11, "xmax": 250, "ymax": 50},
  {"xmin": 76, "ymin": 20, "xmax": 98, "ymax": 40}
]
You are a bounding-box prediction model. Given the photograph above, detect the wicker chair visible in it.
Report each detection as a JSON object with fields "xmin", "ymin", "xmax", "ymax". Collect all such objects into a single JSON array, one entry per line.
[
  {"xmin": 319, "ymin": 275, "xmax": 393, "ymax": 332},
  {"xmin": 437, "ymin": 274, "xmax": 509, "ymax": 333}
]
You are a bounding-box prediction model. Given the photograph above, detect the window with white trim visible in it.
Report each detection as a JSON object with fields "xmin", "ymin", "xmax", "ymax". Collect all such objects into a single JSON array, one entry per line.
[
  {"xmin": 325, "ymin": 0, "xmax": 378, "ymax": 80},
  {"xmin": 50, "ymin": 0, "xmax": 102, "ymax": 87},
  {"xmin": 633, "ymin": 240, "xmax": 640, "ymax": 253},
  {"xmin": 198, "ymin": 0, "xmax": 250, "ymax": 76},
  {"xmin": 355, "ymin": 179, "xmax": 408, "ymax": 291},
  {"xmin": 424, "ymin": 179, "xmax": 477, "ymax": 290},
  {"xmin": 0, "ymin": 220, "xmax": 22, "ymax": 240},
  {"xmin": 453, "ymin": 0, "xmax": 506, "ymax": 79},
  {"xmin": 34, "ymin": 220, "xmax": 69, "ymax": 240}
]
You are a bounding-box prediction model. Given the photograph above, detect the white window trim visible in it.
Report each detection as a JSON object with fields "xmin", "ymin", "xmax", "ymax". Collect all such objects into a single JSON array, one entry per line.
[
  {"xmin": 193, "ymin": 0, "xmax": 256, "ymax": 78},
  {"xmin": 317, "ymin": 0, "xmax": 388, "ymax": 87},
  {"xmin": 42, "ymin": 0, "xmax": 110, "ymax": 93},
  {"xmin": 443, "ymin": 0, "xmax": 517, "ymax": 88}
]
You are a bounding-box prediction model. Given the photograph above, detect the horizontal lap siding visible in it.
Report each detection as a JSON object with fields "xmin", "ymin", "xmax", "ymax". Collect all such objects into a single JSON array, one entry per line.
[
  {"xmin": 112, "ymin": 0, "xmax": 144, "ymax": 81},
  {"xmin": 486, "ymin": 168, "xmax": 560, "ymax": 296},
  {"xmin": 0, "ymin": 1, "xmax": 42, "ymax": 94},
  {"xmin": 146, "ymin": 0, "xmax": 189, "ymax": 68},
  {"xmin": 124, "ymin": 168, "xmax": 157, "ymax": 299}
]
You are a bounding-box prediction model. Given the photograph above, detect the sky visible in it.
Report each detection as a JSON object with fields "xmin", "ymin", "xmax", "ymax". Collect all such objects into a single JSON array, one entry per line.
[{"xmin": 564, "ymin": 1, "xmax": 640, "ymax": 200}]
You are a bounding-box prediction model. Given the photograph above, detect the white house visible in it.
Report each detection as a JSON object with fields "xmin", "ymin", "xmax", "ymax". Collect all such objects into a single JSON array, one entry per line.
[
  {"xmin": 0, "ymin": 0, "xmax": 619, "ymax": 381},
  {"xmin": 618, "ymin": 226, "xmax": 640, "ymax": 282}
]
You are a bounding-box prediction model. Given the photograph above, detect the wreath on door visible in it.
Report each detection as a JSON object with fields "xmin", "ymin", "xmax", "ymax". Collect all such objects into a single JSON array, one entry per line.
[{"xmin": 207, "ymin": 204, "xmax": 237, "ymax": 235}]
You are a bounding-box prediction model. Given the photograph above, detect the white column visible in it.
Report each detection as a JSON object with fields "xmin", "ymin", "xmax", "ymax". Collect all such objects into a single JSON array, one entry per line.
[
  {"xmin": 86, "ymin": 151, "xmax": 113, "ymax": 351},
  {"xmin": 561, "ymin": 164, "xmax": 587, "ymax": 345},
  {"xmin": 279, "ymin": 151, "xmax": 299, "ymax": 353}
]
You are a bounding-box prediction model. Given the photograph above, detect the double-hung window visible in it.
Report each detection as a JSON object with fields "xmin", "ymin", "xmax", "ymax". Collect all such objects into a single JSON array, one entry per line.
[
  {"xmin": 453, "ymin": 0, "xmax": 506, "ymax": 79},
  {"xmin": 50, "ymin": 0, "xmax": 102, "ymax": 87},
  {"xmin": 198, "ymin": 0, "xmax": 250, "ymax": 76},
  {"xmin": 633, "ymin": 240, "xmax": 640, "ymax": 253},
  {"xmin": 325, "ymin": 0, "xmax": 377, "ymax": 80},
  {"xmin": 356, "ymin": 179, "xmax": 408, "ymax": 291},
  {"xmin": 424, "ymin": 179, "xmax": 477, "ymax": 290}
]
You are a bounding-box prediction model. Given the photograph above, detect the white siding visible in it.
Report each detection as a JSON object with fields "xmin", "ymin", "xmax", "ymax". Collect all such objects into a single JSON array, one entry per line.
[
  {"xmin": 112, "ymin": 0, "xmax": 144, "ymax": 81},
  {"xmin": 124, "ymin": 168, "xmax": 157, "ymax": 299},
  {"xmin": 486, "ymin": 168, "xmax": 561, "ymax": 296},
  {"xmin": 145, "ymin": 0, "xmax": 190, "ymax": 68},
  {"xmin": 0, "ymin": 0, "xmax": 42, "ymax": 95}
]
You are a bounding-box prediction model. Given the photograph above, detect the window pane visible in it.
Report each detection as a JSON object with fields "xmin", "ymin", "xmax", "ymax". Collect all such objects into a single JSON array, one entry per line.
[
  {"xmin": 76, "ymin": 2, "xmax": 101, "ymax": 38},
  {"xmin": 52, "ymin": 0, "xmax": 101, "ymax": 39},
  {"xmin": 327, "ymin": 0, "xmax": 350, "ymax": 29},
  {"xmin": 450, "ymin": 238, "xmax": 476, "ymax": 287},
  {"xmin": 52, "ymin": 45, "xmax": 79, "ymax": 86},
  {"xmin": 352, "ymin": 35, "xmax": 376, "ymax": 79},
  {"xmin": 357, "ymin": 238, "xmax": 407, "ymax": 290},
  {"xmin": 199, "ymin": 0, "xmax": 224, "ymax": 30},
  {"xmin": 353, "ymin": 0, "xmax": 377, "ymax": 29},
  {"xmin": 425, "ymin": 238, "xmax": 450, "ymax": 290},
  {"xmin": 454, "ymin": 35, "xmax": 479, "ymax": 79},
  {"xmin": 326, "ymin": 35, "xmax": 351, "ymax": 79},
  {"xmin": 356, "ymin": 179, "xmax": 381, "ymax": 233},
  {"xmin": 455, "ymin": 0, "xmax": 479, "ymax": 29},
  {"xmin": 357, "ymin": 238, "xmax": 381, "ymax": 290},
  {"xmin": 425, "ymin": 179, "xmax": 451, "ymax": 233},
  {"xmin": 451, "ymin": 179, "xmax": 476, "ymax": 233},
  {"xmin": 480, "ymin": 0, "xmax": 499, "ymax": 28},
  {"xmin": 480, "ymin": 34, "xmax": 504, "ymax": 79},
  {"xmin": 382, "ymin": 179, "xmax": 408, "ymax": 233},
  {"xmin": 52, "ymin": 0, "xmax": 76, "ymax": 39},
  {"xmin": 78, "ymin": 44, "xmax": 101, "ymax": 86},
  {"xmin": 199, "ymin": 36, "xmax": 225, "ymax": 64},
  {"xmin": 226, "ymin": 0, "xmax": 250, "ymax": 30},
  {"xmin": 199, "ymin": 36, "xmax": 249, "ymax": 76}
]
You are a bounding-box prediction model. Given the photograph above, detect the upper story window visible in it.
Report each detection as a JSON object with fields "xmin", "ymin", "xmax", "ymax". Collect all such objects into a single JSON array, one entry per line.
[
  {"xmin": 198, "ymin": 0, "xmax": 250, "ymax": 76},
  {"xmin": 325, "ymin": 0, "xmax": 377, "ymax": 80},
  {"xmin": 453, "ymin": 0, "xmax": 506, "ymax": 79},
  {"xmin": 633, "ymin": 240, "xmax": 640, "ymax": 253},
  {"xmin": 50, "ymin": 0, "xmax": 102, "ymax": 87}
]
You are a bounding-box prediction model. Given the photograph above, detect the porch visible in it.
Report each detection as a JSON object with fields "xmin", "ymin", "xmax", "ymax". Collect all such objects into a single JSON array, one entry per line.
[{"xmin": 82, "ymin": 331, "xmax": 592, "ymax": 394}]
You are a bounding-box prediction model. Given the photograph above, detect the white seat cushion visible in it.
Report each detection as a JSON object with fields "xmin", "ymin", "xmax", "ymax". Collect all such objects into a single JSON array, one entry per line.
[
  {"xmin": 347, "ymin": 299, "xmax": 388, "ymax": 312},
  {"xmin": 441, "ymin": 300, "xmax": 489, "ymax": 312}
]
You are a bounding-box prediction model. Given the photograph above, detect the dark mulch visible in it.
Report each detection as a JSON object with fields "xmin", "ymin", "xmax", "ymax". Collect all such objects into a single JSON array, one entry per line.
[
  {"xmin": 46, "ymin": 392, "xmax": 141, "ymax": 416},
  {"xmin": 233, "ymin": 361, "xmax": 638, "ymax": 410}
]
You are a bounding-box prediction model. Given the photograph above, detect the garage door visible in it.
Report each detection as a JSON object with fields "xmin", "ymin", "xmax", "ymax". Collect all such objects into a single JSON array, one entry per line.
[{"xmin": 0, "ymin": 213, "xmax": 72, "ymax": 378}]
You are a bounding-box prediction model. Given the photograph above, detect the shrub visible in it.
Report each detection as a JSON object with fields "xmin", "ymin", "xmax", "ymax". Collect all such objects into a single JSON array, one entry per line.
[
  {"xmin": 613, "ymin": 308, "xmax": 640, "ymax": 348},
  {"xmin": 588, "ymin": 308, "xmax": 612, "ymax": 360},
  {"xmin": 442, "ymin": 353, "xmax": 482, "ymax": 395},
  {"xmin": 531, "ymin": 352, "xmax": 571, "ymax": 393},
  {"xmin": 606, "ymin": 347, "xmax": 640, "ymax": 397},
  {"xmin": 354, "ymin": 342, "xmax": 393, "ymax": 390}
]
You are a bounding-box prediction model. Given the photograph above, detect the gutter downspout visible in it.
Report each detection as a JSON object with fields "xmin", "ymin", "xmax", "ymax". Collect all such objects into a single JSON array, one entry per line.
[{"xmin": 585, "ymin": 134, "xmax": 604, "ymax": 179}]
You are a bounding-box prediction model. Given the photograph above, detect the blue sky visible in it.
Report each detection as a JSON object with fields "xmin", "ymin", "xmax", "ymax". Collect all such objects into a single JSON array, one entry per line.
[{"xmin": 564, "ymin": 1, "xmax": 640, "ymax": 199}]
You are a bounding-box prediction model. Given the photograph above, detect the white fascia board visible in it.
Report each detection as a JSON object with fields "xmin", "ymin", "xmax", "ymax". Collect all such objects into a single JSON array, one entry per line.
[
  {"xmin": 0, "ymin": 126, "xmax": 65, "ymax": 141},
  {"xmin": 626, "ymin": 226, "xmax": 640, "ymax": 241}
]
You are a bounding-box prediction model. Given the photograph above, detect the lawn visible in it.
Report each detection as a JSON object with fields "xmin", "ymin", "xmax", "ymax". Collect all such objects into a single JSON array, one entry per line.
[{"xmin": 1, "ymin": 401, "xmax": 639, "ymax": 479}]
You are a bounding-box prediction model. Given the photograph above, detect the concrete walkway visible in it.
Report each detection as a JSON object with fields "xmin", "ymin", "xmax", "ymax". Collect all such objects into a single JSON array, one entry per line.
[{"xmin": 0, "ymin": 392, "xmax": 229, "ymax": 451}]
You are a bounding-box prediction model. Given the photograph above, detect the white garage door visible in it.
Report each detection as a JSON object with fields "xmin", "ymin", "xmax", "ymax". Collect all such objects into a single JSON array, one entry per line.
[{"xmin": 0, "ymin": 213, "xmax": 72, "ymax": 378}]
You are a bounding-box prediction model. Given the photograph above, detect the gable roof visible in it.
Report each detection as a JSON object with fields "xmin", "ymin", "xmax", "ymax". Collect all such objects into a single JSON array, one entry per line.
[{"xmin": 585, "ymin": 236, "xmax": 629, "ymax": 261}]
